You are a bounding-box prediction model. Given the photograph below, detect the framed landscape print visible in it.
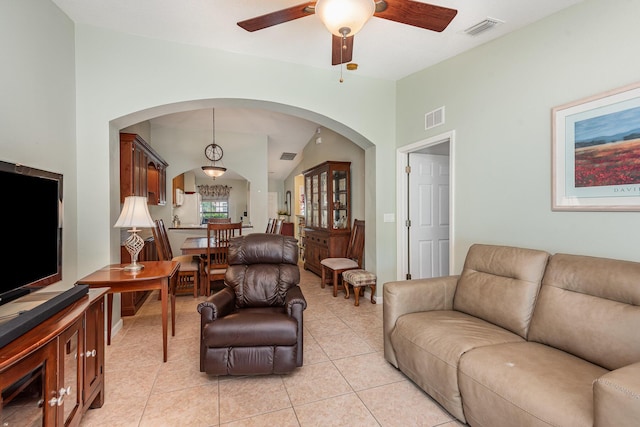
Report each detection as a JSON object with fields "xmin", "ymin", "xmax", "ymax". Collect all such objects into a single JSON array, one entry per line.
[{"xmin": 552, "ymin": 81, "xmax": 640, "ymax": 211}]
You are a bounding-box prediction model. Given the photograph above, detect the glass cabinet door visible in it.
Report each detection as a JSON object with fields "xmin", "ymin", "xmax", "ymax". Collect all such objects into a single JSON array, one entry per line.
[
  {"xmin": 1, "ymin": 341, "xmax": 57, "ymax": 426},
  {"xmin": 332, "ymin": 169, "xmax": 349, "ymax": 230},
  {"xmin": 59, "ymin": 318, "xmax": 83, "ymax": 426},
  {"xmin": 304, "ymin": 175, "xmax": 312, "ymax": 226},
  {"xmin": 320, "ymin": 171, "xmax": 328, "ymax": 228},
  {"xmin": 311, "ymin": 174, "xmax": 319, "ymax": 227}
]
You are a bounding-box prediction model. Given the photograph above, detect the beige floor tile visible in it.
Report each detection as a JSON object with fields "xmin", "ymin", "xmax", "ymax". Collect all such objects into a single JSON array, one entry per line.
[
  {"xmin": 333, "ymin": 352, "xmax": 406, "ymax": 391},
  {"xmin": 107, "ymin": 341, "xmax": 165, "ymax": 368},
  {"xmin": 357, "ymin": 381, "xmax": 454, "ymax": 427},
  {"xmin": 79, "ymin": 396, "xmax": 147, "ymax": 426},
  {"xmin": 294, "ymin": 393, "xmax": 380, "ymax": 427},
  {"xmin": 103, "ymin": 363, "xmax": 160, "ymax": 402},
  {"xmin": 313, "ymin": 330, "xmax": 374, "ymax": 360},
  {"xmin": 139, "ymin": 383, "xmax": 220, "ymax": 427},
  {"xmin": 282, "ymin": 361, "xmax": 352, "ymax": 406},
  {"xmin": 302, "ymin": 333, "xmax": 330, "ymax": 365},
  {"xmin": 219, "ymin": 376, "xmax": 291, "ymax": 424},
  {"xmin": 304, "ymin": 316, "xmax": 349, "ymax": 339},
  {"xmin": 220, "ymin": 408, "xmax": 300, "ymax": 427},
  {"xmin": 152, "ymin": 358, "xmax": 213, "ymax": 394}
]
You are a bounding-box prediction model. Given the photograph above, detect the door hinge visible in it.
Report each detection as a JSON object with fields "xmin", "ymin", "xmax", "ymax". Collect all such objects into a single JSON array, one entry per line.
[
  {"xmin": 405, "ymin": 219, "xmax": 411, "ymax": 227},
  {"xmin": 405, "ymin": 165, "xmax": 411, "ymax": 174}
]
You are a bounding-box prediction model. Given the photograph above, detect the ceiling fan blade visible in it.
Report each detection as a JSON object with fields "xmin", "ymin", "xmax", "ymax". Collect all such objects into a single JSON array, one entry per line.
[
  {"xmin": 237, "ymin": 2, "xmax": 316, "ymax": 32},
  {"xmin": 331, "ymin": 35, "xmax": 354, "ymax": 65},
  {"xmin": 374, "ymin": 0, "xmax": 457, "ymax": 32}
]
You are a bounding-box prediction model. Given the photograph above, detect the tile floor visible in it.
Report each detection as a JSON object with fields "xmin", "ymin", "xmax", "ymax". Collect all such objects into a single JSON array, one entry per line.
[{"xmin": 80, "ymin": 266, "xmax": 464, "ymax": 427}]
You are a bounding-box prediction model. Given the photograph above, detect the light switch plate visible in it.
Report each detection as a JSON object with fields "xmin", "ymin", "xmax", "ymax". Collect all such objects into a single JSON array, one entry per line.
[{"xmin": 383, "ymin": 213, "xmax": 395, "ymax": 223}]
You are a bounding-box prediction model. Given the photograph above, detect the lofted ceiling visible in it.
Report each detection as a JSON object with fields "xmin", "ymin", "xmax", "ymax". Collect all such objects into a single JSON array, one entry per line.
[{"xmin": 53, "ymin": 0, "xmax": 583, "ymax": 180}]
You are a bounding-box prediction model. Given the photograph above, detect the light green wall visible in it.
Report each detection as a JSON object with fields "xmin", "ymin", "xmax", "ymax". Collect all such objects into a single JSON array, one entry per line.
[
  {"xmin": 0, "ymin": 0, "xmax": 78, "ymax": 290},
  {"xmin": 397, "ymin": 0, "xmax": 640, "ymax": 270},
  {"xmin": 72, "ymin": 25, "xmax": 396, "ymax": 286}
]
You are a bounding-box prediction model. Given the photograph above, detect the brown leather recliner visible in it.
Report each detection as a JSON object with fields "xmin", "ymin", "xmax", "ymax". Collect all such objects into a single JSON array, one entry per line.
[{"xmin": 197, "ymin": 233, "xmax": 307, "ymax": 375}]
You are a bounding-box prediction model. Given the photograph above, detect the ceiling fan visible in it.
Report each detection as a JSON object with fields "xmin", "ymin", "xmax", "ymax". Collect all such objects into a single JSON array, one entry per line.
[{"xmin": 237, "ymin": 0, "xmax": 458, "ymax": 66}]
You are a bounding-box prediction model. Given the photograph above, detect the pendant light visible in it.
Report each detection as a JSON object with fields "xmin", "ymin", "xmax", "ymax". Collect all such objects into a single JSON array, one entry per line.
[{"xmin": 201, "ymin": 108, "xmax": 226, "ymax": 179}]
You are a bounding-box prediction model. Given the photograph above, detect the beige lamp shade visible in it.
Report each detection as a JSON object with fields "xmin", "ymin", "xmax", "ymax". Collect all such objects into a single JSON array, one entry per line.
[
  {"xmin": 114, "ymin": 196, "xmax": 155, "ymax": 229},
  {"xmin": 315, "ymin": 0, "xmax": 375, "ymax": 37}
]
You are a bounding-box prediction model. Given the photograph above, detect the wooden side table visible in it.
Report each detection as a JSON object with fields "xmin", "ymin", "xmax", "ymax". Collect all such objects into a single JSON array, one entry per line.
[{"xmin": 77, "ymin": 261, "xmax": 179, "ymax": 362}]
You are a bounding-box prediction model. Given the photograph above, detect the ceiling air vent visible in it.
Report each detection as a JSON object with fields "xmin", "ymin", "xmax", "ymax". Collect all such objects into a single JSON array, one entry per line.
[
  {"xmin": 464, "ymin": 17, "xmax": 504, "ymax": 36},
  {"xmin": 425, "ymin": 106, "xmax": 445, "ymax": 130},
  {"xmin": 280, "ymin": 152, "xmax": 297, "ymax": 161}
]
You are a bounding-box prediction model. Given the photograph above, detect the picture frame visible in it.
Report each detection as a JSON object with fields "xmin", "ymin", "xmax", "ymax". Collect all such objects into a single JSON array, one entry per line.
[{"xmin": 552, "ymin": 81, "xmax": 640, "ymax": 211}]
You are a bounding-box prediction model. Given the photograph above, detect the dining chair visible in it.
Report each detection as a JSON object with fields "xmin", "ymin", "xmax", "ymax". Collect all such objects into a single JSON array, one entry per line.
[
  {"xmin": 273, "ymin": 218, "xmax": 284, "ymax": 234},
  {"xmin": 152, "ymin": 219, "xmax": 200, "ymax": 298},
  {"xmin": 208, "ymin": 218, "xmax": 231, "ymax": 223},
  {"xmin": 204, "ymin": 221, "xmax": 242, "ymax": 296},
  {"xmin": 320, "ymin": 219, "xmax": 365, "ymax": 297},
  {"xmin": 265, "ymin": 218, "xmax": 275, "ymax": 233}
]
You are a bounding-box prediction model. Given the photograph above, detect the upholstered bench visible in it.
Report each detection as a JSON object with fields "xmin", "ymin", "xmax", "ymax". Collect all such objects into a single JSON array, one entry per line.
[{"xmin": 341, "ymin": 269, "xmax": 376, "ymax": 306}]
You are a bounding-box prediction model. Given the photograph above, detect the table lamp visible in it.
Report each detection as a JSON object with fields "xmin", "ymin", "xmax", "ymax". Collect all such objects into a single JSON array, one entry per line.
[{"xmin": 115, "ymin": 196, "xmax": 155, "ymax": 272}]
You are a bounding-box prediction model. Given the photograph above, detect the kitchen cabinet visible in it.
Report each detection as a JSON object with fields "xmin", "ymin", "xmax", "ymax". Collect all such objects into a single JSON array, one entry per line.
[
  {"xmin": 302, "ymin": 161, "xmax": 351, "ymax": 276},
  {"xmin": 0, "ymin": 289, "xmax": 107, "ymax": 427},
  {"xmin": 172, "ymin": 174, "xmax": 184, "ymax": 205},
  {"xmin": 120, "ymin": 133, "xmax": 168, "ymax": 205}
]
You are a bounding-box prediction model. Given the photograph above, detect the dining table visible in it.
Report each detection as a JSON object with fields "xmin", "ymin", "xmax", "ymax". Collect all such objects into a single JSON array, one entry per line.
[
  {"xmin": 180, "ymin": 236, "xmax": 225, "ymax": 294},
  {"xmin": 180, "ymin": 236, "xmax": 218, "ymax": 256}
]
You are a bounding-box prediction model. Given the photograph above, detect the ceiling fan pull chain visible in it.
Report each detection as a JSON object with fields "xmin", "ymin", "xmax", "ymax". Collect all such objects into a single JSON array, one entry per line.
[{"xmin": 339, "ymin": 35, "xmax": 345, "ymax": 83}]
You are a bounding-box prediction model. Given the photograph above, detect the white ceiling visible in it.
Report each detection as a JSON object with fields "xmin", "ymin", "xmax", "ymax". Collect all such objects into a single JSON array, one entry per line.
[{"xmin": 53, "ymin": 0, "xmax": 583, "ymax": 180}]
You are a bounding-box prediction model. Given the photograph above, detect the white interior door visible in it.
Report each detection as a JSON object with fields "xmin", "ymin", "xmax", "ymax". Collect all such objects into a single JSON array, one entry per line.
[
  {"xmin": 409, "ymin": 153, "xmax": 450, "ymax": 279},
  {"xmin": 267, "ymin": 192, "xmax": 279, "ymax": 220}
]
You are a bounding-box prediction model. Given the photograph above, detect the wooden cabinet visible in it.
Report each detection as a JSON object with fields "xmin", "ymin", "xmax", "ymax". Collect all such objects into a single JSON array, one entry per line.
[
  {"xmin": 120, "ymin": 133, "xmax": 168, "ymax": 206},
  {"xmin": 172, "ymin": 174, "xmax": 184, "ymax": 205},
  {"xmin": 0, "ymin": 289, "xmax": 107, "ymax": 427},
  {"xmin": 280, "ymin": 222, "xmax": 294, "ymax": 236},
  {"xmin": 302, "ymin": 161, "xmax": 351, "ymax": 276},
  {"xmin": 119, "ymin": 237, "xmax": 157, "ymax": 316}
]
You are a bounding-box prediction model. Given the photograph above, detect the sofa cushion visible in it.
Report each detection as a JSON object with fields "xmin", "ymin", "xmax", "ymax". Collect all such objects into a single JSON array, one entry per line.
[
  {"xmin": 390, "ymin": 310, "xmax": 524, "ymax": 422},
  {"xmin": 453, "ymin": 244, "xmax": 550, "ymax": 338},
  {"xmin": 459, "ymin": 342, "xmax": 607, "ymax": 427},
  {"xmin": 528, "ymin": 253, "xmax": 640, "ymax": 370}
]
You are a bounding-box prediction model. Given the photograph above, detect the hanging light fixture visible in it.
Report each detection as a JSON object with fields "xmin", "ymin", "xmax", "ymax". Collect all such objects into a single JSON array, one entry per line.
[
  {"xmin": 315, "ymin": 0, "xmax": 375, "ymax": 39},
  {"xmin": 201, "ymin": 108, "xmax": 226, "ymax": 179}
]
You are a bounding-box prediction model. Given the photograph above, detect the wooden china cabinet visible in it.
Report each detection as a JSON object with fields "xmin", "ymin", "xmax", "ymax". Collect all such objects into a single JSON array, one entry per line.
[
  {"xmin": 120, "ymin": 133, "xmax": 168, "ymax": 206},
  {"xmin": 302, "ymin": 161, "xmax": 351, "ymax": 276}
]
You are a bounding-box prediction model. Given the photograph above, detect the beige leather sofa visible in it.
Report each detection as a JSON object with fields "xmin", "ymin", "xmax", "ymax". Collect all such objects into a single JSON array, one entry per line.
[{"xmin": 384, "ymin": 244, "xmax": 640, "ymax": 427}]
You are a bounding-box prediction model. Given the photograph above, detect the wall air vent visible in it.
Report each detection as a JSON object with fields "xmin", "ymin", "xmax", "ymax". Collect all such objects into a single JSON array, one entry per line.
[
  {"xmin": 280, "ymin": 152, "xmax": 297, "ymax": 161},
  {"xmin": 425, "ymin": 106, "xmax": 445, "ymax": 130},
  {"xmin": 464, "ymin": 17, "xmax": 504, "ymax": 36}
]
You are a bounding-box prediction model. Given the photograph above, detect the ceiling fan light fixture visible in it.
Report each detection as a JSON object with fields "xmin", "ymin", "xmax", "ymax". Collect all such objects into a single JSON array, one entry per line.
[{"xmin": 315, "ymin": 0, "xmax": 375, "ymax": 38}]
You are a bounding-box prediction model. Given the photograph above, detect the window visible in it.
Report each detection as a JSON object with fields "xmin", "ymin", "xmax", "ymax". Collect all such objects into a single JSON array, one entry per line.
[{"xmin": 201, "ymin": 200, "xmax": 228, "ymax": 223}]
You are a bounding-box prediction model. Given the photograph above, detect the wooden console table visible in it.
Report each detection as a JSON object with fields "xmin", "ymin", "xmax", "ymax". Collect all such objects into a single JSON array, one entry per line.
[{"xmin": 76, "ymin": 261, "xmax": 179, "ymax": 362}]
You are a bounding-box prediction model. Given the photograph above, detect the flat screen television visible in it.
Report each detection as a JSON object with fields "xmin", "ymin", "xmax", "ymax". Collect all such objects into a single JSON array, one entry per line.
[{"xmin": 0, "ymin": 160, "xmax": 63, "ymax": 304}]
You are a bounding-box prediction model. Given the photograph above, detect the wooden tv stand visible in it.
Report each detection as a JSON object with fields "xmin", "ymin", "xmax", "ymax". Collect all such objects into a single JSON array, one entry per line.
[{"xmin": 0, "ymin": 288, "xmax": 109, "ymax": 426}]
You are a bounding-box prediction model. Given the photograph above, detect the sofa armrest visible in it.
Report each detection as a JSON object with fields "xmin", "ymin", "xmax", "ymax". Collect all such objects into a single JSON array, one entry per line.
[
  {"xmin": 197, "ymin": 286, "xmax": 236, "ymax": 322},
  {"xmin": 594, "ymin": 362, "xmax": 640, "ymax": 427},
  {"xmin": 383, "ymin": 275, "xmax": 459, "ymax": 367}
]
